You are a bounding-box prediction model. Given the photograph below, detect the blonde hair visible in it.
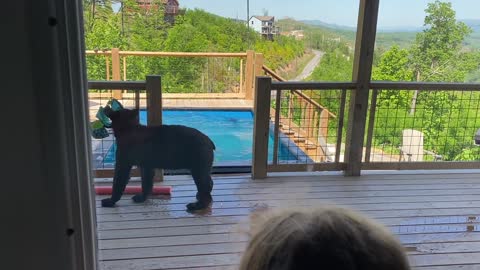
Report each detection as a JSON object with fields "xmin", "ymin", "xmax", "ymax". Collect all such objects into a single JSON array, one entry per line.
[{"xmin": 239, "ymin": 206, "xmax": 410, "ymax": 270}]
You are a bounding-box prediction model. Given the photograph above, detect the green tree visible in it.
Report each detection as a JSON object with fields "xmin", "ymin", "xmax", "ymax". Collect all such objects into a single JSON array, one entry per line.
[
  {"xmin": 410, "ymin": 0, "xmax": 472, "ymax": 113},
  {"xmin": 372, "ymin": 46, "xmax": 413, "ymax": 108},
  {"xmin": 368, "ymin": 2, "xmax": 480, "ymax": 160},
  {"xmin": 411, "ymin": 0, "xmax": 471, "ymax": 81},
  {"xmin": 308, "ymin": 49, "xmax": 352, "ymax": 81},
  {"xmin": 83, "ymin": 0, "xmax": 126, "ymax": 80}
]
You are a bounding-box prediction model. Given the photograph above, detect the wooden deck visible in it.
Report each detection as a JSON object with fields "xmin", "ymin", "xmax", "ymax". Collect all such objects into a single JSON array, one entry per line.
[{"xmin": 95, "ymin": 171, "xmax": 480, "ymax": 270}]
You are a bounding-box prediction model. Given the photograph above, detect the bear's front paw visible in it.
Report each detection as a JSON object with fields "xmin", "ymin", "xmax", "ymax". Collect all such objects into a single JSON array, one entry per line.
[
  {"xmin": 101, "ymin": 198, "xmax": 116, "ymax": 207},
  {"xmin": 132, "ymin": 193, "xmax": 147, "ymax": 203}
]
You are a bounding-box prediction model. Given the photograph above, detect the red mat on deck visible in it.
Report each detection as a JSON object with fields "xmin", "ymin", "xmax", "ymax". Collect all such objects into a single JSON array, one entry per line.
[{"xmin": 95, "ymin": 185, "xmax": 172, "ymax": 195}]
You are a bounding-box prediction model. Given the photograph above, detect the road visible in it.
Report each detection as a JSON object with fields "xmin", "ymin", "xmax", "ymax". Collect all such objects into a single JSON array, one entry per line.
[{"xmin": 294, "ymin": 49, "xmax": 324, "ymax": 81}]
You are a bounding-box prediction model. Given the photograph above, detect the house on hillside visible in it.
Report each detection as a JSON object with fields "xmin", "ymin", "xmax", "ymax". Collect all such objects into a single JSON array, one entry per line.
[
  {"xmin": 136, "ymin": 0, "xmax": 183, "ymax": 23},
  {"xmin": 248, "ymin": 16, "xmax": 280, "ymax": 40}
]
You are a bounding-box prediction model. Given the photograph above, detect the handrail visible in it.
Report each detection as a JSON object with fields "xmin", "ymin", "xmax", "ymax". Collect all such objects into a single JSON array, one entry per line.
[
  {"xmin": 262, "ymin": 65, "xmax": 338, "ymax": 118},
  {"xmin": 86, "ymin": 50, "xmax": 247, "ymax": 58},
  {"xmin": 88, "ymin": 80, "xmax": 146, "ymax": 90},
  {"xmin": 272, "ymin": 81, "xmax": 357, "ymax": 90},
  {"xmin": 370, "ymin": 81, "xmax": 480, "ymax": 90},
  {"xmin": 262, "ymin": 64, "xmax": 285, "ymax": 81}
]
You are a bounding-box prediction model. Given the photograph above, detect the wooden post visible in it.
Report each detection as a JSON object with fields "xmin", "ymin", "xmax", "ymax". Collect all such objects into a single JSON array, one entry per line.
[
  {"xmin": 111, "ymin": 48, "xmax": 122, "ymax": 99},
  {"xmin": 307, "ymin": 103, "xmax": 315, "ymax": 141},
  {"xmin": 300, "ymin": 99, "xmax": 306, "ymax": 127},
  {"xmin": 319, "ymin": 109, "xmax": 329, "ymax": 139},
  {"xmin": 123, "ymin": 56, "xmax": 127, "ymax": 81},
  {"xmin": 245, "ymin": 50, "xmax": 255, "ymax": 100},
  {"xmin": 252, "ymin": 76, "xmax": 272, "ymax": 179},
  {"xmin": 146, "ymin": 75, "xmax": 164, "ymax": 181},
  {"xmin": 288, "ymin": 92, "xmax": 293, "ymax": 119},
  {"xmin": 254, "ymin": 53, "xmax": 264, "ymax": 82},
  {"xmin": 239, "ymin": 59, "xmax": 244, "ymax": 94},
  {"xmin": 344, "ymin": 0, "xmax": 379, "ymax": 176},
  {"xmin": 105, "ymin": 56, "xmax": 110, "ymax": 81}
]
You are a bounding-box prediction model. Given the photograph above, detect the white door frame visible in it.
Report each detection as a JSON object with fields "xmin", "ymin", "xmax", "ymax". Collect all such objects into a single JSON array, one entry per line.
[{"xmin": 42, "ymin": 0, "xmax": 98, "ymax": 269}]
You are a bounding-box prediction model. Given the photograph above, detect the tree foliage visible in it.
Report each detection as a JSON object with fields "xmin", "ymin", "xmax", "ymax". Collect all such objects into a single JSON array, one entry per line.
[
  {"xmin": 411, "ymin": 0, "xmax": 472, "ymax": 82},
  {"xmin": 371, "ymin": 1, "xmax": 480, "ymax": 161},
  {"xmin": 305, "ymin": 1, "xmax": 480, "ymax": 161},
  {"xmin": 83, "ymin": 2, "xmax": 305, "ymax": 85}
]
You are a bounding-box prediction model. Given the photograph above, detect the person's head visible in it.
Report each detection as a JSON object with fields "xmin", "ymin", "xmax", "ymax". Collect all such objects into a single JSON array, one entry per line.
[{"xmin": 240, "ymin": 206, "xmax": 410, "ymax": 270}]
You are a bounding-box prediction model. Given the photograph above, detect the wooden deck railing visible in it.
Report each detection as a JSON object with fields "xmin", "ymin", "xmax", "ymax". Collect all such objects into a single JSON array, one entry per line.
[
  {"xmin": 86, "ymin": 49, "xmax": 265, "ymax": 100},
  {"xmin": 261, "ymin": 65, "xmax": 338, "ymax": 164},
  {"xmin": 363, "ymin": 81, "xmax": 480, "ymax": 171},
  {"xmin": 252, "ymin": 77, "xmax": 480, "ymax": 179},
  {"xmin": 252, "ymin": 77, "xmax": 356, "ymax": 178}
]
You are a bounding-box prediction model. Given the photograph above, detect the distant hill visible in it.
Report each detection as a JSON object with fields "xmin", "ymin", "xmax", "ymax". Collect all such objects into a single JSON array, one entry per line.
[
  {"xmin": 278, "ymin": 18, "xmax": 355, "ymax": 44},
  {"xmin": 298, "ymin": 19, "xmax": 480, "ymax": 50},
  {"xmin": 300, "ymin": 20, "xmax": 356, "ymax": 31},
  {"xmin": 461, "ymin": 19, "xmax": 480, "ymax": 32}
]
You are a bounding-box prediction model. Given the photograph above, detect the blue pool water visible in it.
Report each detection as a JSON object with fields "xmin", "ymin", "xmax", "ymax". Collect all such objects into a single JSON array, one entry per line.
[{"xmin": 103, "ymin": 110, "xmax": 298, "ymax": 165}]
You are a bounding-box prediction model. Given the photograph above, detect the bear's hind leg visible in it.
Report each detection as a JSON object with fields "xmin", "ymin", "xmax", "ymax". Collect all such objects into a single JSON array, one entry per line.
[{"xmin": 187, "ymin": 167, "xmax": 213, "ymax": 212}]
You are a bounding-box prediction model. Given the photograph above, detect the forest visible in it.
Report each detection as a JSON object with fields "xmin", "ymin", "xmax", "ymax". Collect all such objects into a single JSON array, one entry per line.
[{"xmin": 83, "ymin": 0, "xmax": 304, "ymax": 93}]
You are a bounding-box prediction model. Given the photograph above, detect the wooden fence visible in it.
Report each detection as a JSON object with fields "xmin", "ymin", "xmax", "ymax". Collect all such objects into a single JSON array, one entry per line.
[{"xmin": 86, "ymin": 49, "xmax": 266, "ymax": 100}]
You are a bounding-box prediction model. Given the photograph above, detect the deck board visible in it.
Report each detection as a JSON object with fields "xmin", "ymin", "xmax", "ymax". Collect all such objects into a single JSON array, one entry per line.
[{"xmin": 96, "ymin": 171, "xmax": 480, "ymax": 269}]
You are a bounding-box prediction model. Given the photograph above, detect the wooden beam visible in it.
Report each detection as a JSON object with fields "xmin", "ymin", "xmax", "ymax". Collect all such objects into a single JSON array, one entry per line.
[
  {"xmin": 146, "ymin": 75, "xmax": 164, "ymax": 181},
  {"xmin": 239, "ymin": 59, "xmax": 244, "ymax": 94},
  {"xmin": 88, "ymin": 81, "xmax": 146, "ymax": 90},
  {"xmin": 146, "ymin": 76, "xmax": 162, "ymax": 126},
  {"xmin": 105, "ymin": 56, "xmax": 110, "ymax": 81},
  {"xmin": 344, "ymin": 0, "xmax": 379, "ymax": 176},
  {"xmin": 123, "ymin": 56, "xmax": 127, "ymax": 81},
  {"xmin": 268, "ymin": 163, "xmax": 347, "ymax": 172},
  {"xmin": 86, "ymin": 50, "xmax": 248, "ymax": 58},
  {"xmin": 245, "ymin": 50, "xmax": 255, "ymax": 100},
  {"xmin": 252, "ymin": 77, "xmax": 272, "ymax": 179},
  {"xmin": 335, "ymin": 89, "xmax": 348, "ymax": 163},
  {"xmin": 111, "ymin": 48, "xmax": 122, "ymax": 99},
  {"xmin": 272, "ymin": 88, "xmax": 282, "ymax": 165},
  {"xmin": 271, "ymin": 81, "xmax": 357, "ymax": 90},
  {"xmin": 370, "ymin": 81, "xmax": 480, "ymax": 91},
  {"xmin": 361, "ymin": 161, "xmax": 480, "ymax": 170},
  {"xmin": 319, "ymin": 109, "xmax": 329, "ymax": 139},
  {"xmin": 307, "ymin": 103, "xmax": 314, "ymax": 140},
  {"xmin": 254, "ymin": 53, "xmax": 264, "ymax": 80}
]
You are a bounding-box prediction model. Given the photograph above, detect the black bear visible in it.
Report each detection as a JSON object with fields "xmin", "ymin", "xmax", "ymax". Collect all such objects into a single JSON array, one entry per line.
[{"xmin": 101, "ymin": 107, "xmax": 215, "ymax": 212}]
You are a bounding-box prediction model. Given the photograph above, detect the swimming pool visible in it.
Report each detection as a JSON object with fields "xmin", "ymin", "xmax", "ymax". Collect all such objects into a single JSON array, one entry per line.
[{"xmin": 102, "ymin": 110, "xmax": 301, "ymax": 166}]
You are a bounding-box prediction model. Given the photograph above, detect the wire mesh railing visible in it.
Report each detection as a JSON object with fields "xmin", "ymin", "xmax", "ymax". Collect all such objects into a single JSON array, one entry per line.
[
  {"xmin": 270, "ymin": 89, "xmax": 346, "ymax": 165},
  {"xmin": 253, "ymin": 78, "xmax": 480, "ymax": 178},
  {"xmin": 85, "ymin": 49, "xmax": 251, "ymax": 98},
  {"xmin": 363, "ymin": 82, "xmax": 480, "ymax": 170},
  {"xmin": 252, "ymin": 77, "xmax": 356, "ymax": 177}
]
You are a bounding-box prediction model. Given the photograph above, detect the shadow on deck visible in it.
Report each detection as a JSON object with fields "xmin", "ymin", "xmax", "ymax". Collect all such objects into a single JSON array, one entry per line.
[{"xmin": 95, "ymin": 171, "xmax": 480, "ymax": 270}]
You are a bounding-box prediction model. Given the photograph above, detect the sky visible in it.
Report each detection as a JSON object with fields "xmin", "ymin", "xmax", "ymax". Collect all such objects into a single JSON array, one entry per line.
[{"xmin": 178, "ymin": 0, "xmax": 480, "ymax": 28}]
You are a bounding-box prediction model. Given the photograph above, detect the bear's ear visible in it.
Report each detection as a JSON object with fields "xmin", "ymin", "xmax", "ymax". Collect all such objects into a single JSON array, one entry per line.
[{"xmin": 104, "ymin": 106, "xmax": 118, "ymax": 119}]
